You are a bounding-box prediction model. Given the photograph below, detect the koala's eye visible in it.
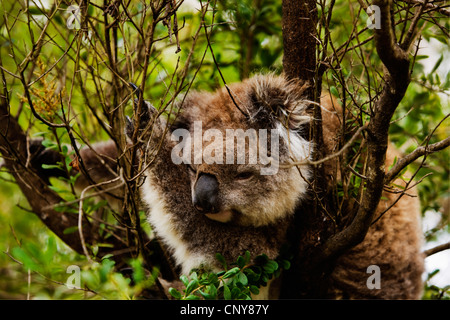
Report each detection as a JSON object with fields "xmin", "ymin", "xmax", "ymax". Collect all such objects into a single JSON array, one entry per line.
[{"xmin": 235, "ymin": 171, "xmax": 253, "ymax": 181}]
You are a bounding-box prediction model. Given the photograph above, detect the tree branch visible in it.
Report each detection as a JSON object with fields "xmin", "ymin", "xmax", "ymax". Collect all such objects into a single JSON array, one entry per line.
[
  {"xmin": 424, "ymin": 242, "xmax": 450, "ymax": 257},
  {"xmin": 385, "ymin": 137, "xmax": 450, "ymax": 183},
  {"xmin": 374, "ymin": 0, "xmax": 410, "ymax": 84},
  {"xmin": 313, "ymin": 0, "xmax": 413, "ymax": 264},
  {"xmin": 397, "ymin": 0, "xmax": 450, "ymax": 17},
  {"xmin": 0, "ymin": 101, "xmax": 126, "ymax": 256},
  {"xmin": 282, "ymin": 0, "xmax": 318, "ymax": 100}
]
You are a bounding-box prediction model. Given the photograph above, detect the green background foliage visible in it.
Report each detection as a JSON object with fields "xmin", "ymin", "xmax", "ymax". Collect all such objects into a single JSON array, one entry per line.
[{"xmin": 0, "ymin": 0, "xmax": 448, "ymax": 299}]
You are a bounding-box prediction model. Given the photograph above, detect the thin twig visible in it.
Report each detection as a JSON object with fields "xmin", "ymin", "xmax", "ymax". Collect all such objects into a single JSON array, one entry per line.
[
  {"xmin": 78, "ymin": 175, "xmax": 124, "ymax": 262},
  {"xmin": 281, "ymin": 125, "xmax": 367, "ymax": 168},
  {"xmin": 424, "ymin": 242, "xmax": 450, "ymax": 257}
]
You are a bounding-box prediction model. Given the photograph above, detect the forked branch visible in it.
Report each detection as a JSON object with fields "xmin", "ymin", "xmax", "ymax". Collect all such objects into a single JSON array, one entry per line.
[{"xmin": 314, "ymin": 0, "xmax": 414, "ymax": 264}]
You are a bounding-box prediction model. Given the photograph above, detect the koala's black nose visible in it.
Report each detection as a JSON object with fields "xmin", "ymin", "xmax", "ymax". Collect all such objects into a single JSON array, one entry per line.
[{"xmin": 193, "ymin": 174, "xmax": 219, "ymax": 213}]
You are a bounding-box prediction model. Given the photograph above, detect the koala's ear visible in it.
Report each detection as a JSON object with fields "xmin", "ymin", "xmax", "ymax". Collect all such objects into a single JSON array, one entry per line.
[
  {"xmin": 248, "ymin": 75, "xmax": 312, "ymax": 130},
  {"xmin": 126, "ymin": 83, "xmax": 157, "ymax": 140}
]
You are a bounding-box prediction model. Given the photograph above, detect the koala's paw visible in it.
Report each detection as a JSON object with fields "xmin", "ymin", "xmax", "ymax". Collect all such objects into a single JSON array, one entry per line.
[{"xmin": 126, "ymin": 83, "xmax": 158, "ymax": 139}]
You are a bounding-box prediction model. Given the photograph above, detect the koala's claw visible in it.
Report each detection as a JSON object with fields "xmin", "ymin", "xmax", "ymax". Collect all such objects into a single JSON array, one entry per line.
[
  {"xmin": 125, "ymin": 115, "xmax": 134, "ymax": 138},
  {"xmin": 129, "ymin": 82, "xmax": 142, "ymax": 100},
  {"xmin": 129, "ymin": 82, "xmax": 145, "ymax": 114},
  {"xmin": 126, "ymin": 82, "xmax": 159, "ymax": 139}
]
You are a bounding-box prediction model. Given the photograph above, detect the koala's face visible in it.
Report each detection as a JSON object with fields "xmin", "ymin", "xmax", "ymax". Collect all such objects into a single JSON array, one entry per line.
[
  {"xmin": 186, "ymin": 155, "xmax": 309, "ymax": 227},
  {"xmin": 169, "ymin": 75, "xmax": 312, "ymax": 227}
]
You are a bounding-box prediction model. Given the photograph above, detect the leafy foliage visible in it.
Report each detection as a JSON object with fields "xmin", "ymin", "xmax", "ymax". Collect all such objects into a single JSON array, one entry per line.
[{"xmin": 168, "ymin": 251, "xmax": 290, "ymax": 300}]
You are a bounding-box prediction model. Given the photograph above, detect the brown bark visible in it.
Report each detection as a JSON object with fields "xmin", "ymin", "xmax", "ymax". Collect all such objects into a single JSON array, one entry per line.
[
  {"xmin": 282, "ymin": 0, "xmax": 317, "ymax": 97},
  {"xmin": 281, "ymin": 0, "xmax": 333, "ymax": 298},
  {"xmin": 0, "ymin": 100, "xmax": 128, "ymax": 257}
]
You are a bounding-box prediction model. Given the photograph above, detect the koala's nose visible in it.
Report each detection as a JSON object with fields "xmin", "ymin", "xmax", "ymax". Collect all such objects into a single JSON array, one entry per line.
[{"xmin": 193, "ymin": 174, "xmax": 219, "ymax": 213}]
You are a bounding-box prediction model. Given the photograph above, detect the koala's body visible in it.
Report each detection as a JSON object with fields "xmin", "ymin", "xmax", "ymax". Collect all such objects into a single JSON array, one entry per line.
[{"xmin": 52, "ymin": 74, "xmax": 423, "ymax": 299}]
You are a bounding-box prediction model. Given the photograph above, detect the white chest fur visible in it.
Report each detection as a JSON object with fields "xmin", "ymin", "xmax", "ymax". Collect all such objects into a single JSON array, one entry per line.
[{"xmin": 141, "ymin": 177, "xmax": 213, "ymax": 275}]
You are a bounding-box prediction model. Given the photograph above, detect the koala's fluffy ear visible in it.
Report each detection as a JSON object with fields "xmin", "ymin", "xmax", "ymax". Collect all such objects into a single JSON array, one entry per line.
[{"xmin": 247, "ymin": 75, "xmax": 312, "ymax": 131}]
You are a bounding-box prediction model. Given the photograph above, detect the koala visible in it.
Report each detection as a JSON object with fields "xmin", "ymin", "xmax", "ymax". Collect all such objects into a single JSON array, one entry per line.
[
  {"xmin": 136, "ymin": 75, "xmax": 312, "ymax": 276},
  {"xmin": 127, "ymin": 74, "xmax": 424, "ymax": 299},
  {"xmin": 33, "ymin": 74, "xmax": 424, "ymax": 299}
]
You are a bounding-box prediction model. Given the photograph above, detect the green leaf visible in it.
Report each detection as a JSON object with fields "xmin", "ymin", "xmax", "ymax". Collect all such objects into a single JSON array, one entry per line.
[
  {"xmin": 199, "ymin": 289, "xmax": 214, "ymax": 300},
  {"xmin": 244, "ymin": 250, "xmax": 251, "ymax": 264},
  {"xmin": 223, "ymin": 267, "xmax": 240, "ymax": 279},
  {"xmin": 237, "ymin": 255, "xmax": 245, "ymax": 268},
  {"xmin": 255, "ymin": 254, "xmax": 269, "ymax": 265},
  {"xmin": 237, "ymin": 272, "xmax": 248, "ymax": 286},
  {"xmin": 28, "ymin": 6, "xmax": 44, "ymax": 15},
  {"xmin": 249, "ymin": 285, "xmax": 260, "ymax": 295},
  {"xmin": 43, "ymin": 236, "xmax": 57, "ymax": 263},
  {"xmin": 63, "ymin": 226, "xmax": 78, "ymax": 234},
  {"xmin": 223, "ymin": 283, "xmax": 231, "ymax": 300},
  {"xmin": 231, "ymin": 287, "xmax": 241, "ymax": 299},
  {"xmin": 99, "ymin": 259, "xmax": 115, "ymax": 282},
  {"xmin": 207, "ymin": 273, "xmax": 219, "ymax": 285},
  {"xmin": 169, "ymin": 287, "xmax": 182, "ymax": 299},
  {"xmin": 190, "ymin": 271, "xmax": 198, "ymax": 281},
  {"xmin": 244, "ymin": 268, "xmax": 260, "ymax": 282},
  {"xmin": 215, "ymin": 253, "xmax": 227, "ymax": 269},
  {"xmin": 41, "ymin": 164, "xmax": 61, "ymax": 169},
  {"xmin": 330, "ymin": 86, "xmax": 339, "ymax": 97},
  {"xmin": 206, "ymin": 284, "xmax": 217, "ymax": 298},
  {"xmin": 180, "ymin": 275, "xmax": 189, "ymax": 287},
  {"xmin": 101, "ymin": 254, "xmax": 114, "ymax": 260},
  {"xmin": 217, "ymin": 270, "xmax": 226, "ymax": 277},
  {"xmin": 261, "ymin": 273, "xmax": 269, "ymax": 284},
  {"xmin": 184, "ymin": 294, "xmax": 200, "ymax": 300},
  {"xmin": 41, "ymin": 139, "xmax": 57, "ymax": 149},
  {"xmin": 129, "ymin": 258, "xmax": 145, "ymax": 283},
  {"xmin": 25, "ymin": 242, "xmax": 43, "ymax": 263},
  {"xmin": 263, "ymin": 260, "xmax": 278, "ymax": 274},
  {"xmin": 430, "ymin": 54, "xmax": 444, "ymax": 74},
  {"xmin": 239, "ymin": 292, "xmax": 252, "ymax": 300},
  {"xmin": 12, "ymin": 247, "xmax": 40, "ymax": 272},
  {"xmin": 185, "ymin": 279, "xmax": 199, "ymax": 295},
  {"xmin": 279, "ymin": 259, "xmax": 291, "ymax": 270}
]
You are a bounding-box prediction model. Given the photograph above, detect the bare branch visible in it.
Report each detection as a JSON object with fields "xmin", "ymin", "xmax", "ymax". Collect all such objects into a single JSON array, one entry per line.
[
  {"xmin": 385, "ymin": 137, "xmax": 450, "ymax": 183},
  {"xmin": 374, "ymin": 0, "xmax": 410, "ymax": 81},
  {"xmin": 282, "ymin": 125, "xmax": 367, "ymax": 167},
  {"xmin": 79, "ymin": 175, "xmax": 124, "ymax": 261},
  {"xmin": 424, "ymin": 242, "xmax": 450, "ymax": 257},
  {"xmin": 400, "ymin": 0, "xmax": 429, "ymax": 50},
  {"xmin": 397, "ymin": 0, "xmax": 450, "ymax": 17}
]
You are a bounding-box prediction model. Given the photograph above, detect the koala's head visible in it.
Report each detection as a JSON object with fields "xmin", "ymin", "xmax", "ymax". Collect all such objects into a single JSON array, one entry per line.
[{"xmin": 168, "ymin": 75, "xmax": 313, "ymax": 227}]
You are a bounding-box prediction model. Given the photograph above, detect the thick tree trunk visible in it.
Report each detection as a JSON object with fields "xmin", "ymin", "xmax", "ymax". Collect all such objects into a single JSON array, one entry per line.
[
  {"xmin": 281, "ymin": 0, "xmax": 324, "ymax": 162},
  {"xmin": 280, "ymin": 0, "xmax": 333, "ymax": 298},
  {"xmin": 282, "ymin": 0, "xmax": 317, "ymax": 98}
]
